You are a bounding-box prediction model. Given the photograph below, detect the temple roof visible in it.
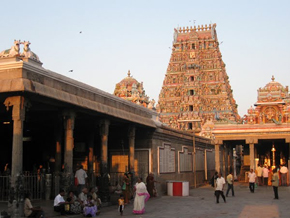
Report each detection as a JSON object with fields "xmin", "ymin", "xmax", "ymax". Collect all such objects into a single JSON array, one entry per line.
[
  {"xmin": 262, "ymin": 75, "xmax": 284, "ymax": 91},
  {"xmin": 117, "ymin": 70, "xmax": 139, "ymax": 87}
]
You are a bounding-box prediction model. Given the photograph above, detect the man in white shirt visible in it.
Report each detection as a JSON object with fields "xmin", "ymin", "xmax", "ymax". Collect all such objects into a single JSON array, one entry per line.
[
  {"xmin": 256, "ymin": 164, "xmax": 263, "ymax": 186},
  {"xmin": 215, "ymin": 173, "xmax": 226, "ymax": 203},
  {"xmin": 262, "ymin": 166, "xmax": 269, "ymax": 186},
  {"xmin": 248, "ymin": 169, "xmax": 256, "ymax": 193},
  {"xmin": 75, "ymin": 165, "xmax": 88, "ymax": 194},
  {"xmin": 53, "ymin": 189, "xmax": 68, "ymax": 215},
  {"xmin": 280, "ymin": 165, "xmax": 288, "ymax": 186}
]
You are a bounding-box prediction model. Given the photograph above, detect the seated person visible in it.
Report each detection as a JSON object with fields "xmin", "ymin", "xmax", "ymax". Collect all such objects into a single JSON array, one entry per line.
[
  {"xmin": 89, "ymin": 187, "xmax": 101, "ymax": 209},
  {"xmin": 53, "ymin": 189, "xmax": 69, "ymax": 215},
  {"xmin": 24, "ymin": 193, "xmax": 44, "ymax": 218},
  {"xmin": 78, "ymin": 187, "xmax": 88, "ymax": 206},
  {"xmin": 67, "ymin": 191, "xmax": 82, "ymax": 214},
  {"xmin": 83, "ymin": 195, "xmax": 97, "ymax": 217}
]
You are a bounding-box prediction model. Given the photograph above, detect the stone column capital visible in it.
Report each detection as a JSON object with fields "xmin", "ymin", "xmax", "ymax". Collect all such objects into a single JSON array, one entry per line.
[
  {"xmin": 99, "ymin": 119, "xmax": 110, "ymax": 136},
  {"xmin": 214, "ymin": 139, "xmax": 223, "ymax": 145},
  {"xmin": 246, "ymin": 138, "xmax": 258, "ymax": 144},
  {"xmin": 63, "ymin": 110, "xmax": 76, "ymax": 130},
  {"xmin": 4, "ymin": 96, "xmax": 30, "ymax": 121},
  {"xmin": 128, "ymin": 125, "xmax": 135, "ymax": 139}
]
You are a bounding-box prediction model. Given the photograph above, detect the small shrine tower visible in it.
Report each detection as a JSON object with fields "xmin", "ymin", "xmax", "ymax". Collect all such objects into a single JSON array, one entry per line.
[
  {"xmin": 157, "ymin": 24, "xmax": 239, "ymax": 133},
  {"xmin": 114, "ymin": 70, "xmax": 155, "ymax": 109},
  {"xmin": 243, "ymin": 75, "xmax": 290, "ymax": 124}
]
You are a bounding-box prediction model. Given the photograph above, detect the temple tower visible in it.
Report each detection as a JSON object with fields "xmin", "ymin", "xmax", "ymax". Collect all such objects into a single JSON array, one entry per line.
[
  {"xmin": 114, "ymin": 70, "xmax": 156, "ymax": 109},
  {"xmin": 157, "ymin": 24, "xmax": 239, "ymax": 133}
]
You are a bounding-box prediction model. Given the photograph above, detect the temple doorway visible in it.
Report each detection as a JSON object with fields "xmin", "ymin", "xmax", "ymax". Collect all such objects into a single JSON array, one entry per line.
[{"xmin": 256, "ymin": 139, "xmax": 288, "ymax": 169}]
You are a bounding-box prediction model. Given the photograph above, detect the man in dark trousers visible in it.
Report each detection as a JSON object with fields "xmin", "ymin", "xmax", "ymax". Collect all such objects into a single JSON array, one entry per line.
[
  {"xmin": 272, "ymin": 168, "xmax": 279, "ymax": 199},
  {"xmin": 215, "ymin": 173, "xmax": 226, "ymax": 203},
  {"xmin": 226, "ymin": 171, "xmax": 234, "ymax": 197}
]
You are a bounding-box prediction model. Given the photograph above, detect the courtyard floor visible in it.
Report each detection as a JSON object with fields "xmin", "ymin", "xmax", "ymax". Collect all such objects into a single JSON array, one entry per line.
[{"xmin": 1, "ymin": 182, "xmax": 289, "ymax": 218}]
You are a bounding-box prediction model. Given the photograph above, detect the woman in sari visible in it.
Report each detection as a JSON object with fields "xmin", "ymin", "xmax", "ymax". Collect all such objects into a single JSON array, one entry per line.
[
  {"xmin": 67, "ymin": 191, "xmax": 82, "ymax": 214},
  {"xmin": 133, "ymin": 177, "xmax": 150, "ymax": 214}
]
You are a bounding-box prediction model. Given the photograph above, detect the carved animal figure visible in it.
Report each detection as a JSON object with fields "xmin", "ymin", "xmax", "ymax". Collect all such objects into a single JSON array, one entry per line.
[
  {"xmin": 0, "ymin": 40, "xmax": 21, "ymax": 58},
  {"xmin": 21, "ymin": 41, "xmax": 40, "ymax": 61}
]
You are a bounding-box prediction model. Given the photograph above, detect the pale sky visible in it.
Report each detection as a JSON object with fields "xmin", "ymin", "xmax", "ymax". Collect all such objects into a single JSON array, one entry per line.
[{"xmin": 1, "ymin": 0, "xmax": 290, "ymax": 116}]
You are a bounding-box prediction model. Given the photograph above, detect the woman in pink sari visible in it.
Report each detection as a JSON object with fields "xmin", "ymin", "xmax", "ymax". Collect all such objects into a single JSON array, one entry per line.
[{"xmin": 133, "ymin": 177, "xmax": 150, "ymax": 214}]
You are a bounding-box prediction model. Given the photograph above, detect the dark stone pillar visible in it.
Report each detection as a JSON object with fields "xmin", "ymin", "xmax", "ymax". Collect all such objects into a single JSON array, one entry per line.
[
  {"xmin": 4, "ymin": 97, "xmax": 29, "ymax": 186},
  {"xmin": 4, "ymin": 96, "xmax": 29, "ymax": 218},
  {"xmin": 63, "ymin": 110, "xmax": 75, "ymax": 190},
  {"xmin": 54, "ymin": 116, "xmax": 63, "ymax": 196},
  {"xmin": 128, "ymin": 125, "xmax": 136, "ymax": 188},
  {"xmin": 88, "ymin": 130, "xmax": 95, "ymax": 187},
  {"xmin": 99, "ymin": 120, "xmax": 110, "ymax": 204}
]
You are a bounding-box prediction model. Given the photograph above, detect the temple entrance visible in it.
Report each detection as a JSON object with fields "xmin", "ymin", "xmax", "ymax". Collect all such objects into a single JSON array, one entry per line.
[{"xmin": 256, "ymin": 139, "xmax": 289, "ymax": 168}]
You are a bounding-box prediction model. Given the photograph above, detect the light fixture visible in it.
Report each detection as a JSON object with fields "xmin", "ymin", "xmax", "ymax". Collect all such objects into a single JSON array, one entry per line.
[
  {"xmin": 271, "ymin": 145, "xmax": 276, "ymax": 152},
  {"xmin": 3, "ymin": 122, "xmax": 10, "ymax": 125}
]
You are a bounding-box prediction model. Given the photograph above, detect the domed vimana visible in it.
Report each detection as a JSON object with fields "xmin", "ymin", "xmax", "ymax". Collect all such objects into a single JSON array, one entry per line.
[
  {"xmin": 114, "ymin": 70, "xmax": 155, "ymax": 109},
  {"xmin": 242, "ymin": 75, "xmax": 290, "ymax": 124},
  {"xmin": 157, "ymin": 24, "xmax": 240, "ymax": 133}
]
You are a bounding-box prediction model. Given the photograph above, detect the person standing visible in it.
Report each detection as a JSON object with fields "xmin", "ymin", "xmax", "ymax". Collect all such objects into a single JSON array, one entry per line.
[
  {"xmin": 118, "ymin": 194, "xmax": 125, "ymax": 216},
  {"xmin": 146, "ymin": 173, "xmax": 158, "ymax": 198},
  {"xmin": 248, "ymin": 169, "xmax": 256, "ymax": 193},
  {"xmin": 215, "ymin": 173, "xmax": 226, "ymax": 203},
  {"xmin": 75, "ymin": 165, "xmax": 88, "ymax": 195},
  {"xmin": 133, "ymin": 177, "xmax": 150, "ymax": 214},
  {"xmin": 226, "ymin": 171, "xmax": 234, "ymax": 197},
  {"xmin": 122, "ymin": 173, "xmax": 130, "ymax": 204},
  {"xmin": 280, "ymin": 165, "xmax": 288, "ymax": 186},
  {"xmin": 210, "ymin": 171, "xmax": 218, "ymax": 188},
  {"xmin": 256, "ymin": 164, "xmax": 263, "ymax": 186},
  {"xmin": 271, "ymin": 168, "xmax": 279, "ymax": 199},
  {"xmin": 262, "ymin": 165, "xmax": 269, "ymax": 186}
]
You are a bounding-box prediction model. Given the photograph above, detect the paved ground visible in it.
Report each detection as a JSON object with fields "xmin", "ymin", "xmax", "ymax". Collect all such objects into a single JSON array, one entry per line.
[{"xmin": 1, "ymin": 182, "xmax": 290, "ymax": 218}]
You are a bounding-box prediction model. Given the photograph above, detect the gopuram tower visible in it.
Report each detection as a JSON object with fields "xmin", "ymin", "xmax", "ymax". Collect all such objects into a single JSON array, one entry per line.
[{"xmin": 157, "ymin": 24, "xmax": 240, "ymax": 134}]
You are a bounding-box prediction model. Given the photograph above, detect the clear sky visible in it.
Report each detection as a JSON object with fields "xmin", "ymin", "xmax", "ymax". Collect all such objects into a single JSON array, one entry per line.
[{"xmin": 1, "ymin": 0, "xmax": 289, "ymax": 116}]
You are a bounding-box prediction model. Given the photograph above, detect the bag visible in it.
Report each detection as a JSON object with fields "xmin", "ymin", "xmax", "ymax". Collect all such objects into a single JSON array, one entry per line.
[
  {"xmin": 65, "ymin": 204, "xmax": 70, "ymax": 212},
  {"xmin": 122, "ymin": 182, "xmax": 126, "ymax": 190},
  {"xmin": 74, "ymin": 177, "xmax": 79, "ymax": 186}
]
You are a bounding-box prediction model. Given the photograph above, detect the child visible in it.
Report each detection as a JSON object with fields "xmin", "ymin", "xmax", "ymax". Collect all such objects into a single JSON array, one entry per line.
[{"xmin": 118, "ymin": 194, "xmax": 125, "ymax": 216}]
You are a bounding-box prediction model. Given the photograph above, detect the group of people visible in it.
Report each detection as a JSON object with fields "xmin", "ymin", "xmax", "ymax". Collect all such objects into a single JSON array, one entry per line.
[
  {"xmin": 24, "ymin": 166, "xmax": 155, "ymax": 218},
  {"xmin": 118, "ymin": 177, "xmax": 150, "ymax": 215},
  {"xmin": 249, "ymin": 164, "xmax": 286, "ymax": 199},
  {"xmin": 256, "ymin": 164, "xmax": 288, "ymax": 187},
  {"xmin": 211, "ymin": 171, "xmax": 233, "ymax": 203},
  {"xmin": 117, "ymin": 172, "xmax": 157, "ymax": 215},
  {"xmin": 52, "ymin": 165, "xmax": 101, "ymax": 217},
  {"xmin": 53, "ymin": 187, "xmax": 101, "ymax": 217},
  {"xmin": 211, "ymin": 165, "xmax": 286, "ymax": 204}
]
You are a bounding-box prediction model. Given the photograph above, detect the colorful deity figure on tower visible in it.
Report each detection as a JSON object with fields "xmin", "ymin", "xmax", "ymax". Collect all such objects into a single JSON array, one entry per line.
[
  {"xmin": 157, "ymin": 24, "xmax": 240, "ymax": 135},
  {"xmin": 114, "ymin": 70, "xmax": 155, "ymax": 109}
]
